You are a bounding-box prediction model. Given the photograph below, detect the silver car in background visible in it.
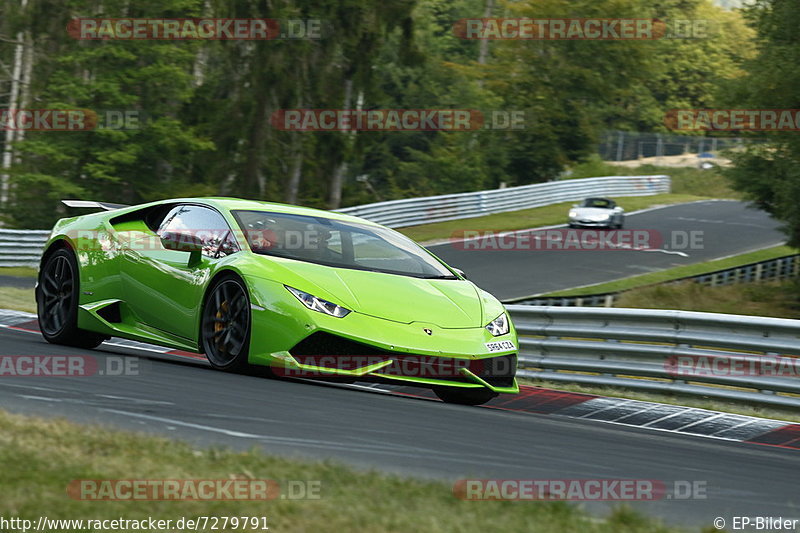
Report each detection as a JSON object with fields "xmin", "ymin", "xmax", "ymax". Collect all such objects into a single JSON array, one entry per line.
[{"xmin": 568, "ymin": 197, "xmax": 625, "ymax": 229}]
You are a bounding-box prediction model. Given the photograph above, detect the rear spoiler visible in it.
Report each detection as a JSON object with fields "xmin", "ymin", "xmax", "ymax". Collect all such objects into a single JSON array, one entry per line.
[{"xmin": 62, "ymin": 200, "xmax": 129, "ymax": 211}]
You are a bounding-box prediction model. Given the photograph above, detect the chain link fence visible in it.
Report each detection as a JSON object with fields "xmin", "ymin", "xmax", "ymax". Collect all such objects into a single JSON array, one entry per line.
[{"xmin": 598, "ymin": 130, "xmax": 766, "ymax": 161}]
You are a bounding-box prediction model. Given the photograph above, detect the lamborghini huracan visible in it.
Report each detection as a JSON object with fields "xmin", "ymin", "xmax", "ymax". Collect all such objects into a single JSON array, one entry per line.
[{"xmin": 36, "ymin": 198, "xmax": 518, "ymax": 405}]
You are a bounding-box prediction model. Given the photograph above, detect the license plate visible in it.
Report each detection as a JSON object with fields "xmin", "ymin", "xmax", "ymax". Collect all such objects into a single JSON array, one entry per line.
[{"xmin": 485, "ymin": 340, "xmax": 515, "ymax": 352}]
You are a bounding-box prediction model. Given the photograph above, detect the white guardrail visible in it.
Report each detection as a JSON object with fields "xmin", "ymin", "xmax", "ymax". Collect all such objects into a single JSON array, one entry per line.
[
  {"xmin": 338, "ymin": 175, "xmax": 670, "ymax": 228},
  {"xmin": 0, "ymin": 229, "xmax": 51, "ymax": 268},
  {"xmin": 0, "ymin": 175, "xmax": 670, "ymax": 267},
  {"xmin": 507, "ymin": 305, "xmax": 800, "ymax": 408}
]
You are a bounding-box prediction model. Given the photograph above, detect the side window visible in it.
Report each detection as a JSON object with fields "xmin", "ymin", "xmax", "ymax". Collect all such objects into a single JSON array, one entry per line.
[{"xmin": 157, "ymin": 205, "xmax": 239, "ymax": 258}]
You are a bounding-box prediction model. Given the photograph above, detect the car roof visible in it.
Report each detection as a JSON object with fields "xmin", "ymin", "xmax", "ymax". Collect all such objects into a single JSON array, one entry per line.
[
  {"xmin": 584, "ymin": 197, "xmax": 612, "ymax": 202},
  {"xmin": 156, "ymin": 197, "xmax": 380, "ymax": 226}
]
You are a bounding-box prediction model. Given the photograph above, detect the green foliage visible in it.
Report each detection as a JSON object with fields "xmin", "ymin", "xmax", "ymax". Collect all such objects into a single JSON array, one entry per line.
[
  {"xmin": 722, "ymin": 0, "xmax": 800, "ymax": 246},
  {"xmin": 0, "ymin": 0, "xmax": 756, "ymax": 227}
]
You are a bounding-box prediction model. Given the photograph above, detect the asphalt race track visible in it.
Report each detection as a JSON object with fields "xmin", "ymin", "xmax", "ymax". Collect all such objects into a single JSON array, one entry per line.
[
  {"xmin": 429, "ymin": 200, "xmax": 786, "ymax": 300},
  {"xmin": 1, "ymin": 324, "xmax": 799, "ymax": 528}
]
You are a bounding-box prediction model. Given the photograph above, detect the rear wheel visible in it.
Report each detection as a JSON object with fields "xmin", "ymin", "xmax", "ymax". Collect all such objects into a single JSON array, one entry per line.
[
  {"xmin": 201, "ymin": 276, "xmax": 252, "ymax": 372},
  {"xmin": 37, "ymin": 248, "xmax": 106, "ymax": 349},
  {"xmin": 433, "ymin": 386, "xmax": 497, "ymax": 406}
]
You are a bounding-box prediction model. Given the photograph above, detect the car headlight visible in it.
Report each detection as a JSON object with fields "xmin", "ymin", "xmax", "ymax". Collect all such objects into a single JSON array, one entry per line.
[
  {"xmin": 485, "ymin": 313, "xmax": 510, "ymax": 336},
  {"xmin": 285, "ymin": 286, "xmax": 351, "ymax": 318},
  {"xmin": 568, "ymin": 210, "xmax": 578, "ymax": 218}
]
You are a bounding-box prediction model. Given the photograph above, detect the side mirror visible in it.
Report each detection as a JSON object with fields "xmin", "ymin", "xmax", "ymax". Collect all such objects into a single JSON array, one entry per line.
[
  {"xmin": 453, "ymin": 268, "xmax": 467, "ymax": 279},
  {"xmin": 160, "ymin": 231, "xmax": 204, "ymax": 253}
]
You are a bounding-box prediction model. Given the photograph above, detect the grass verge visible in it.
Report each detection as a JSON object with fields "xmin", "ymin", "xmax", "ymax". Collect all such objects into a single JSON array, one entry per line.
[
  {"xmin": 0, "ymin": 409, "xmax": 682, "ymax": 533},
  {"xmin": 0, "ymin": 266, "xmax": 38, "ymax": 277},
  {"xmin": 615, "ymin": 279, "xmax": 800, "ymax": 319},
  {"xmin": 519, "ymin": 378, "xmax": 800, "ymax": 424},
  {"xmin": 0, "ymin": 287, "xmax": 35, "ymax": 313},
  {"xmin": 540, "ymin": 245, "xmax": 796, "ymax": 297},
  {"xmin": 399, "ymin": 166, "xmax": 736, "ymax": 243}
]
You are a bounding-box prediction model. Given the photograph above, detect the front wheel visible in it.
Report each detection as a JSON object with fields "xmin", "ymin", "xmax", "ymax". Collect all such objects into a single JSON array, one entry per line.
[
  {"xmin": 433, "ymin": 386, "xmax": 497, "ymax": 406},
  {"xmin": 201, "ymin": 276, "xmax": 252, "ymax": 372},
  {"xmin": 37, "ymin": 248, "xmax": 106, "ymax": 349}
]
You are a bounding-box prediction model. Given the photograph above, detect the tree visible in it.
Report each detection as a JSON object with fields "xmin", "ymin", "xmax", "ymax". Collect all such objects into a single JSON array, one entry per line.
[
  {"xmin": 4, "ymin": 0, "xmax": 214, "ymax": 228},
  {"xmin": 0, "ymin": 0, "xmax": 763, "ymax": 227},
  {"xmin": 723, "ymin": 0, "xmax": 800, "ymax": 246}
]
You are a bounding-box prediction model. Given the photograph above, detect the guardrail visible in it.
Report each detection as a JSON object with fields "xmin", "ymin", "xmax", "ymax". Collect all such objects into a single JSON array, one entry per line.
[
  {"xmin": 508, "ymin": 253, "xmax": 800, "ymax": 306},
  {"xmin": 338, "ymin": 175, "xmax": 670, "ymax": 228},
  {"xmin": 0, "ymin": 175, "xmax": 670, "ymax": 267},
  {"xmin": 0, "ymin": 229, "xmax": 50, "ymax": 268},
  {"xmin": 507, "ymin": 305, "xmax": 800, "ymax": 408}
]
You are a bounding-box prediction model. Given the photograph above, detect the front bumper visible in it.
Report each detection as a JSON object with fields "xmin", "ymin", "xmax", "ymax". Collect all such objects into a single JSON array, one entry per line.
[
  {"xmin": 264, "ymin": 341, "xmax": 519, "ymax": 394},
  {"xmin": 569, "ymin": 218, "xmax": 612, "ymax": 227},
  {"xmin": 246, "ymin": 281, "xmax": 519, "ymax": 394}
]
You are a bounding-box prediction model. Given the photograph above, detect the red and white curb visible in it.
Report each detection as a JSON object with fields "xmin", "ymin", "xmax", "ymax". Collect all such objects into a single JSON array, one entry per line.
[{"xmin": 366, "ymin": 385, "xmax": 800, "ymax": 451}]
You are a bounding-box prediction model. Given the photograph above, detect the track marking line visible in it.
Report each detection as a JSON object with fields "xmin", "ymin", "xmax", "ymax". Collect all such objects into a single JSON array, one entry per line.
[
  {"xmin": 640, "ymin": 408, "xmax": 696, "ymax": 427},
  {"xmin": 100, "ymin": 409, "xmax": 485, "ymax": 459},
  {"xmin": 96, "ymin": 394, "xmax": 174, "ymax": 405},
  {"xmin": 608, "ymin": 403, "xmax": 662, "ymax": 422},
  {"xmin": 674, "ymin": 413, "xmax": 727, "ymax": 432},
  {"xmin": 709, "ymin": 419, "xmax": 761, "ymax": 437},
  {"xmin": 0, "ymin": 382, "xmax": 64, "ymax": 393},
  {"xmin": 576, "ymin": 398, "xmax": 636, "ymax": 418},
  {"xmin": 18, "ymin": 394, "xmax": 63, "ymax": 402}
]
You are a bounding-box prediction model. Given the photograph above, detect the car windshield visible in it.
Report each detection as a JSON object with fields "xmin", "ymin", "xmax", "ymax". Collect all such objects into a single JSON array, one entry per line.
[
  {"xmin": 232, "ymin": 210, "xmax": 457, "ymax": 279},
  {"xmin": 581, "ymin": 198, "xmax": 614, "ymax": 209}
]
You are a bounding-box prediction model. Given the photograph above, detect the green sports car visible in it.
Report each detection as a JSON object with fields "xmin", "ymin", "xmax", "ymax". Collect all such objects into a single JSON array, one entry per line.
[{"xmin": 36, "ymin": 198, "xmax": 519, "ymax": 405}]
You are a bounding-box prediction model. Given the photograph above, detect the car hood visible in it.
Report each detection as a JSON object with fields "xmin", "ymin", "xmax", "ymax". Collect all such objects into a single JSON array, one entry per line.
[
  {"xmin": 249, "ymin": 256, "xmax": 485, "ymax": 328},
  {"xmin": 571, "ymin": 207, "xmax": 612, "ymax": 217}
]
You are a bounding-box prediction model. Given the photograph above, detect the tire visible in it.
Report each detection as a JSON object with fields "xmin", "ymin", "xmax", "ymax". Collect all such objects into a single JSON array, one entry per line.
[
  {"xmin": 201, "ymin": 275, "xmax": 252, "ymax": 372},
  {"xmin": 433, "ymin": 386, "xmax": 498, "ymax": 406},
  {"xmin": 37, "ymin": 247, "xmax": 106, "ymax": 349}
]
